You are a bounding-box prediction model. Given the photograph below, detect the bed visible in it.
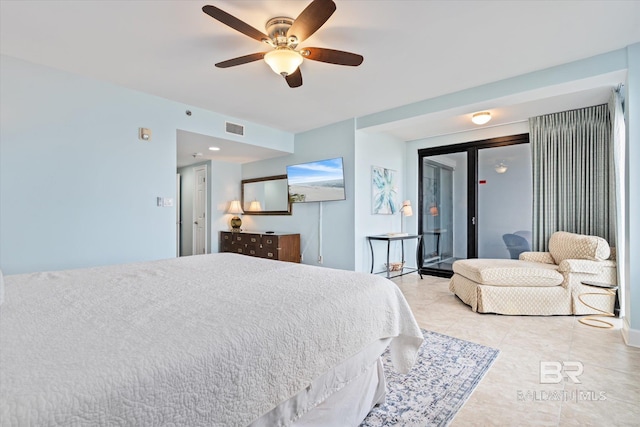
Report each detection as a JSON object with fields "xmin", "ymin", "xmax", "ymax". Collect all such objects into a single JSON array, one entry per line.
[{"xmin": 0, "ymin": 253, "xmax": 423, "ymax": 426}]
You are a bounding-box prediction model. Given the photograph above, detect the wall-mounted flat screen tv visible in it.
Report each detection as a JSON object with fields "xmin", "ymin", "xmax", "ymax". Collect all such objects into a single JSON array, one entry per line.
[{"xmin": 286, "ymin": 157, "xmax": 346, "ymax": 203}]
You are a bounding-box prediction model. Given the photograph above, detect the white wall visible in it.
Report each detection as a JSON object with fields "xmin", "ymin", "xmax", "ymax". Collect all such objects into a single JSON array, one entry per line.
[
  {"xmin": 354, "ymin": 130, "xmax": 406, "ymax": 273},
  {"xmin": 0, "ymin": 55, "xmax": 291, "ymax": 274},
  {"xmin": 241, "ymin": 120, "xmax": 356, "ymax": 270}
]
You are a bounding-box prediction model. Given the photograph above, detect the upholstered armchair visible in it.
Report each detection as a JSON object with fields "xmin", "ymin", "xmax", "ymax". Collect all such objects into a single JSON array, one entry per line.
[
  {"xmin": 519, "ymin": 232, "xmax": 617, "ymax": 315},
  {"xmin": 449, "ymin": 231, "xmax": 617, "ymax": 316}
]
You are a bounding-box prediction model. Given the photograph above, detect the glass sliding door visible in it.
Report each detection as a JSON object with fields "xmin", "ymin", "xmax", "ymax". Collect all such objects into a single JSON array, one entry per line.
[
  {"xmin": 418, "ymin": 134, "xmax": 530, "ymax": 277},
  {"xmin": 420, "ymin": 152, "xmax": 467, "ymax": 275},
  {"xmin": 477, "ymin": 143, "xmax": 533, "ymax": 259}
]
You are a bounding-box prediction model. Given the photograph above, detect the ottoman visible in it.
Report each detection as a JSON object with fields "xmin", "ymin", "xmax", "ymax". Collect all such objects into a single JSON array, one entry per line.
[{"xmin": 449, "ymin": 258, "xmax": 572, "ymax": 315}]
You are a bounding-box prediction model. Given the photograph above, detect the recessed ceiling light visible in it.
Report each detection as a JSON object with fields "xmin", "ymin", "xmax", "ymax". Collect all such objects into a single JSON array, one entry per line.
[
  {"xmin": 209, "ymin": 146, "xmax": 221, "ymax": 151},
  {"xmin": 472, "ymin": 111, "xmax": 492, "ymax": 125}
]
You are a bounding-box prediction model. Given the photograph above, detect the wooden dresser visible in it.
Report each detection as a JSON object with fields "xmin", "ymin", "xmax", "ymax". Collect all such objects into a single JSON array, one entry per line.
[{"xmin": 219, "ymin": 231, "xmax": 301, "ymax": 263}]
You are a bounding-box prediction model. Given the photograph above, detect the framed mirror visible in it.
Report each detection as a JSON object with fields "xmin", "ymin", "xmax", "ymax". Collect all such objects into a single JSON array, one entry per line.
[{"xmin": 241, "ymin": 174, "xmax": 292, "ymax": 215}]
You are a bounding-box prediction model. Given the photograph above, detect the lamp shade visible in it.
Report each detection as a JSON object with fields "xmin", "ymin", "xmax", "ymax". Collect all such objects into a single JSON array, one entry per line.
[
  {"xmin": 227, "ymin": 200, "xmax": 244, "ymax": 215},
  {"xmin": 249, "ymin": 200, "xmax": 262, "ymax": 211},
  {"xmin": 471, "ymin": 111, "xmax": 491, "ymax": 125},
  {"xmin": 401, "ymin": 200, "xmax": 413, "ymax": 217},
  {"xmin": 264, "ymin": 49, "xmax": 303, "ymax": 76}
]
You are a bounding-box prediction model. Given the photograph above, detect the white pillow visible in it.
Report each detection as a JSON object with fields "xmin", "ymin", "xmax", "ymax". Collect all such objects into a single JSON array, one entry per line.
[{"xmin": 548, "ymin": 231, "xmax": 610, "ymax": 263}]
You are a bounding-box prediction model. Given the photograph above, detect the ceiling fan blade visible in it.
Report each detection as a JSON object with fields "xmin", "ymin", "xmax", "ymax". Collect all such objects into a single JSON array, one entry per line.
[
  {"xmin": 287, "ymin": 0, "xmax": 336, "ymax": 43},
  {"xmin": 285, "ymin": 68, "xmax": 303, "ymax": 88},
  {"xmin": 302, "ymin": 47, "xmax": 364, "ymax": 66},
  {"xmin": 202, "ymin": 5, "xmax": 269, "ymax": 43},
  {"xmin": 215, "ymin": 52, "xmax": 267, "ymax": 68}
]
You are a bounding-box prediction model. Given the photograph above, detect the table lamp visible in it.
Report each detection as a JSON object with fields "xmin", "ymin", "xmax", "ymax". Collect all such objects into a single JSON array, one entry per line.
[
  {"xmin": 400, "ymin": 200, "xmax": 413, "ymax": 234},
  {"xmin": 227, "ymin": 200, "xmax": 244, "ymax": 231}
]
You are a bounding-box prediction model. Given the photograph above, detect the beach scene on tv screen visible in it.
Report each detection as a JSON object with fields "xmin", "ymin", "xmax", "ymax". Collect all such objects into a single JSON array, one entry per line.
[{"xmin": 287, "ymin": 158, "xmax": 346, "ymax": 203}]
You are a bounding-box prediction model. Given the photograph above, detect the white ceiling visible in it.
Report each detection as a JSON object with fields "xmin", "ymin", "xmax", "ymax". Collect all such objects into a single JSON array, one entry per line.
[{"xmin": 2, "ymin": 1, "xmax": 639, "ymax": 164}]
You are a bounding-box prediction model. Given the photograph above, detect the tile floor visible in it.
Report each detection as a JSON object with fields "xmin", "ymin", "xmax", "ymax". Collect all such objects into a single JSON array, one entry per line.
[{"xmin": 392, "ymin": 273, "xmax": 640, "ymax": 426}]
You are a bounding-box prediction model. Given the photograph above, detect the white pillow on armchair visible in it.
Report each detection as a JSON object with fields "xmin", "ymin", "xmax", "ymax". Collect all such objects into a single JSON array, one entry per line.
[{"xmin": 548, "ymin": 231, "xmax": 610, "ymax": 264}]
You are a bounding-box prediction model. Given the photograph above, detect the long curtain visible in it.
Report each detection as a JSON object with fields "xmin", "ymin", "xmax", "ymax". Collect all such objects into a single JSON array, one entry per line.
[
  {"xmin": 609, "ymin": 87, "xmax": 626, "ymax": 315},
  {"xmin": 529, "ymin": 104, "xmax": 614, "ymax": 251}
]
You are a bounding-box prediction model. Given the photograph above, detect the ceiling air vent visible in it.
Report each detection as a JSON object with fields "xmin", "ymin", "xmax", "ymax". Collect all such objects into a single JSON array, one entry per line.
[{"xmin": 225, "ymin": 121, "xmax": 244, "ymax": 136}]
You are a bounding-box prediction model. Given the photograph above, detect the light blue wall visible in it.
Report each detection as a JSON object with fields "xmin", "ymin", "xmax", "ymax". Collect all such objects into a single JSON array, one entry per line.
[
  {"xmin": 210, "ymin": 160, "xmax": 242, "ymax": 252},
  {"xmin": 241, "ymin": 123, "xmax": 407, "ymax": 274},
  {"xmin": 354, "ymin": 130, "xmax": 406, "ymax": 273},
  {"xmin": 0, "ymin": 55, "xmax": 291, "ymax": 274},
  {"xmin": 241, "ymin": 120, "xmax": 356, "ymax": 270}
]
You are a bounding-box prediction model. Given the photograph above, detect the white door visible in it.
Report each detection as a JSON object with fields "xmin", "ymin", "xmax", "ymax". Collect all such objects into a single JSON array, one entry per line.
[
  {"xmin": 176, "ymin": 173, "xmax": 181, "ymax": 257},
  {"xmin": 193, "ymin": 166, "xmax": 207, "ymax": 255}
]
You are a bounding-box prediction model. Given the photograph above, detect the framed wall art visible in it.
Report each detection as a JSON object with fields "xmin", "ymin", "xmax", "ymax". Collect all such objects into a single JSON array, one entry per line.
[{"xmin": 372, "ymin": 166, "xmax": 399, "ymax": 214}]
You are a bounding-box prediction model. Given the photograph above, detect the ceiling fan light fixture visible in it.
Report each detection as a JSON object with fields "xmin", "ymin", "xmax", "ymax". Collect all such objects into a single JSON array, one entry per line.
[
  {"xmin": 472, "ymin": 111, "xmax": 492, "ymax": 125},
  {"xmin": 264, "ymin": 49, "xmax": 303, "ymax": 76}
]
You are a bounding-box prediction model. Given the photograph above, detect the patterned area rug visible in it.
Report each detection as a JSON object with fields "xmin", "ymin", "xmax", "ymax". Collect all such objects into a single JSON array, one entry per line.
[{"xmin": 361, "ymin": 329, "xmax": 499, "ymax": 427}]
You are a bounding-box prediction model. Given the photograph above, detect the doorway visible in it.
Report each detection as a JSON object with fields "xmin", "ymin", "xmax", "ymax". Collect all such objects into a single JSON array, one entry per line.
[
  {"xmin": 418, "ymin": 134, "xmax": 531, "ymax": 277},
  {"xmin": 193, "ymin": 165, "xmax": 208, "ymax": 255},
  {"xmin": 177, "ymin": 163, "xmax": 209, "ymax": 256}
]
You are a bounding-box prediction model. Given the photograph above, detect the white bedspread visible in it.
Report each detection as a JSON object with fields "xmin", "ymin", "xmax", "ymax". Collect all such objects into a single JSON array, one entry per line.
[{"xmin": 0, "ymin": 253, "xmax": 423, "ymax": 426}]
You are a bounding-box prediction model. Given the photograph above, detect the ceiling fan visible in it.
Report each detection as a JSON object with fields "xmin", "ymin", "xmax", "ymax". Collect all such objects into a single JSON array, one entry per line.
[{"xmin": 202, "ymin": 0, "xmax": 364, "ymax": 88}]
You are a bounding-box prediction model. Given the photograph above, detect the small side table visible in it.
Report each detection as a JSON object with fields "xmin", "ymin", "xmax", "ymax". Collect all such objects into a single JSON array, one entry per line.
[
  {"xmin": 367, "ymin": 234, "xmax": 422, "ymax": 279},
  {"xmin": 578, "ymin": 281, "xmax": 619, "ymax": 329}
]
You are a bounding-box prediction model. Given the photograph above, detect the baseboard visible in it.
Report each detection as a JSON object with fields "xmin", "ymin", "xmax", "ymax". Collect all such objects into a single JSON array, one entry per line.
[{"xmin": 622, "ymin": 318, "xmax": 640, "ymax": 348}]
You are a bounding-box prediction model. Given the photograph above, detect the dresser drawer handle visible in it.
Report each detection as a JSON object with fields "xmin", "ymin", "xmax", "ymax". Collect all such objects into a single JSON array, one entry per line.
[
  {"xmin": 266, "ymin": 239, "xmax": 273, "ymax": 244},
  {"xmin": 267, "ymin": 252, "xmax": 274, "ymax": 257},
  {"xmin": 249, "ymin": 250, "xmax": 256, "ymax": 255},
  {"xmin": 251, "ymin": 237, "xmax": 257, "ymax": 242}
]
